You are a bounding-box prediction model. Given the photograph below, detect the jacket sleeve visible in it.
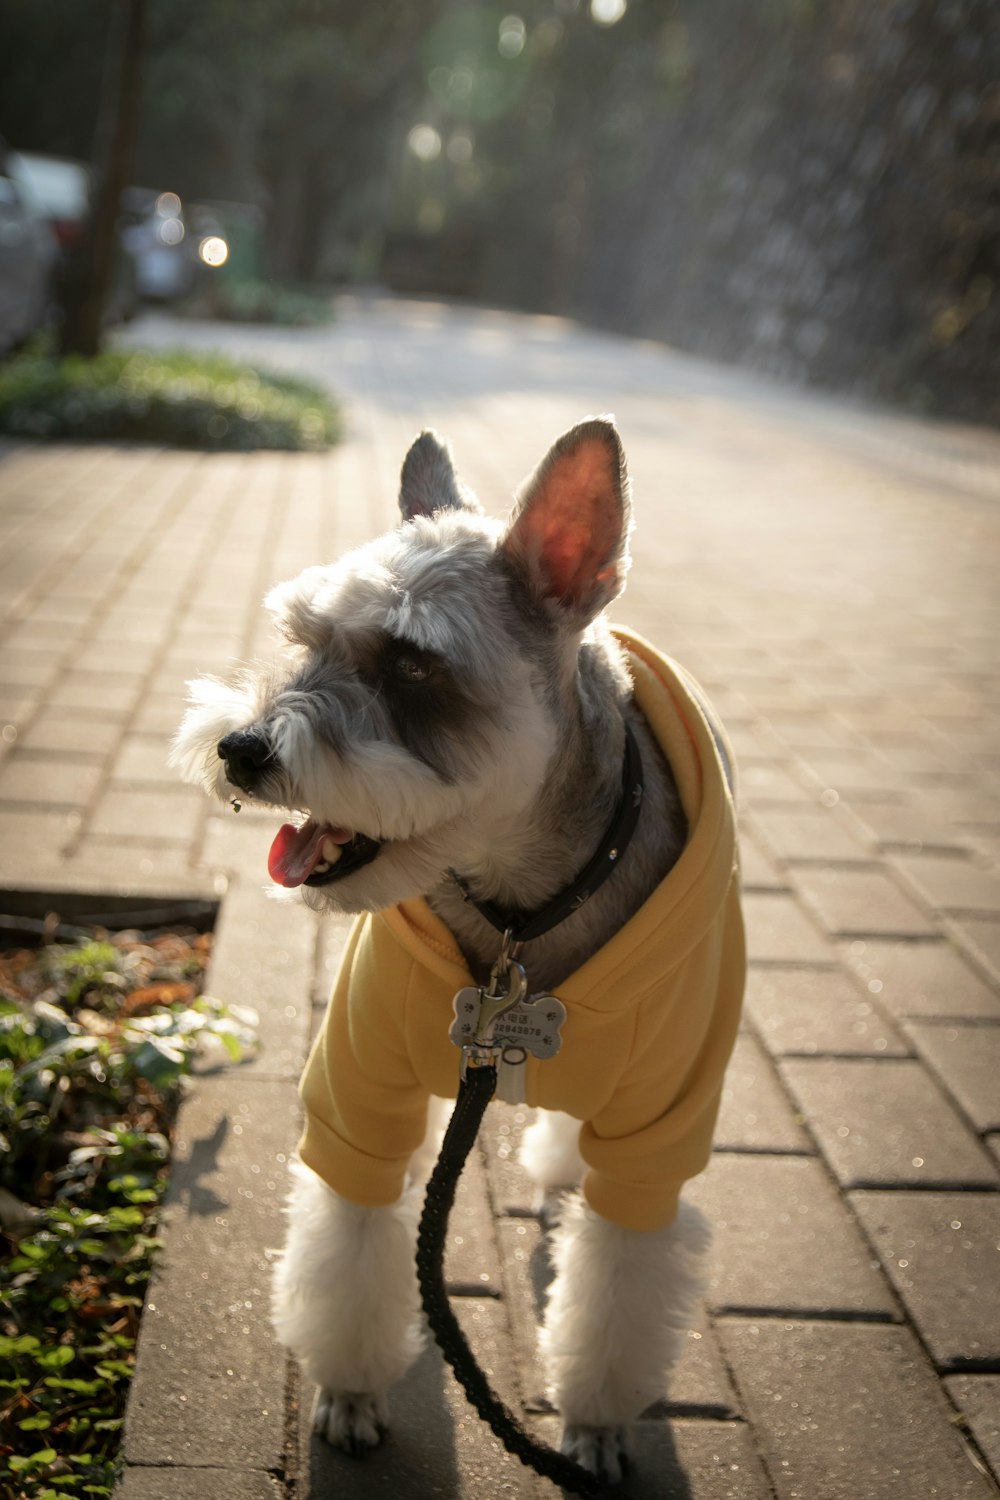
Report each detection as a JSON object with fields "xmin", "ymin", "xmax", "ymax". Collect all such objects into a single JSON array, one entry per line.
[
  {"xmin": 579, "ymin": 886, "xmax": 745, "ymax": 1232},
  {"xmin": 297, "ymin": 915, "xmax": 430, "ymax": 1206}
]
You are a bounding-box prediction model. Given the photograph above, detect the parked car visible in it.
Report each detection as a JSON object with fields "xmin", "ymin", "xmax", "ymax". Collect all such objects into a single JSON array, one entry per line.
[
  {"xmin": 8, "ymin": 148, "xmax": 138, "ymax": 326},
  {"xmin": 120, "ymin": 187, "xmax": 197, "ymax": 302},
  {"xmin": 0, "ymin": 140, "xmax": 58, "ymax": 355}
]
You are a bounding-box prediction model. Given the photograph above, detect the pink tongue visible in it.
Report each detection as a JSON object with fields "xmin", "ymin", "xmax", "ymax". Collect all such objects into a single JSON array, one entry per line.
[{"xmin": 267, "ymin": 820, "xmax": 352, "ymax": 887}]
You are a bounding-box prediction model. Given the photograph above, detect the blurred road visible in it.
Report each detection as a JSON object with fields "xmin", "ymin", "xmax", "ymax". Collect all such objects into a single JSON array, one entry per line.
[{"xmin": 1, "ymin": 294, "xmax": 998, "ymax": 1499}]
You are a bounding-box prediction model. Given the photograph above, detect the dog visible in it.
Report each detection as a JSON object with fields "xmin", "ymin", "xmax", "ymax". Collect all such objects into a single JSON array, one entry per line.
[{"xmin": 171, "ymin": 417, "xmax": 745, "ymax": 1484}]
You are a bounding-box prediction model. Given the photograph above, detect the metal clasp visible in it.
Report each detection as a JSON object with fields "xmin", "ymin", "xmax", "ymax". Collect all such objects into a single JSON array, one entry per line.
[{"xmin": 458, "ymin": 929, "xmax": 527, "ymax": 1078}]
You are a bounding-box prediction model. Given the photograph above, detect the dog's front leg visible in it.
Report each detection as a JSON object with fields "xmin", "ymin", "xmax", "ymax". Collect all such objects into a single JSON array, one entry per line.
[
  {"xmin": 541, "ymin": 1195, "xmax": 711, "ymax": 1483},
  {"xmin": 271, "ymin": 1159, "xmax": 425, "ymax": 1454}
]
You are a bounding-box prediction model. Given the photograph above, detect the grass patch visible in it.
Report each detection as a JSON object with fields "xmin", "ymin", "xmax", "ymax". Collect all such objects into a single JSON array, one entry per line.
[
  {"xmin": 185, "ymin": 278, "xmax": 334, "ymax": 328},
  {"xmin": 0, "ymin": 922, "xmax": 258, "ymax": 1497},
  {"xmin": 0, "ymin": 344, "xmax": 339, "ymax": 451}
]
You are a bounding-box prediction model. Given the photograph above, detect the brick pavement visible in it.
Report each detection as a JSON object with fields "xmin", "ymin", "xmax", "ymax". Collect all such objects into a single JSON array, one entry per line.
[{"xmin": 1, "ymin": 294, "xmax": 999, "ymax": 1498}]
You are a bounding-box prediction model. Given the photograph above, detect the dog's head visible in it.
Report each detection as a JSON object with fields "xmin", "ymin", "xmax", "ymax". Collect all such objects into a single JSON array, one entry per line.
[{"xmin": 171, "ymin": 418, "xmax": 632, "ymax": 912}]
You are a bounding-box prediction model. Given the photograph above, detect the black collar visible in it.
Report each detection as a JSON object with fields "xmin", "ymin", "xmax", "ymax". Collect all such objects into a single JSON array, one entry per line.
[{"xmin": 448, "ymin": 722, "xmax": 644, "ymax": 945}]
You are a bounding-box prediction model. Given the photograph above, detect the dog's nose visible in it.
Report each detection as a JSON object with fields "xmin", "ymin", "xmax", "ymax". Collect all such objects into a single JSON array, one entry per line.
[{"xmin": 218, "ymin": 728, "xmax": 275, "ymax": 792}]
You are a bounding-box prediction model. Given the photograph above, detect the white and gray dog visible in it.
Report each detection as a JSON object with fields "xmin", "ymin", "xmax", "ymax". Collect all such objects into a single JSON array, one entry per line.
[{"xmin": 172, "ymin": 418, "xmax": 744, "ymax": 1484}]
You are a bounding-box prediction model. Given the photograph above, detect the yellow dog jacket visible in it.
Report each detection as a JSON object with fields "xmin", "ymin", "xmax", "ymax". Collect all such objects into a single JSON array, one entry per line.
[{"xmin": 298, "ymin": 628, "xmax": 745, "ymax": 1232}]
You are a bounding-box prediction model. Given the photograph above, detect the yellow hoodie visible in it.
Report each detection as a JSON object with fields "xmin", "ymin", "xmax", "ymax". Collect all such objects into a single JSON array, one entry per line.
[{"xmin": 298, "ymin": 629, "xmax": 745, "ymax": 1233}]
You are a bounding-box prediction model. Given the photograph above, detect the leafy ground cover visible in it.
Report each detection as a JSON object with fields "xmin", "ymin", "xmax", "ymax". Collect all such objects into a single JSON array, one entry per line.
[
  {"xmin": 0, "ymin": 922, "xmax": 257, "ymax": 1499},
  {"xmin": 0, "ymin": 344, "xmax": 339, "ymax": 451},
  {"xmin": 183, "ymin": 278, "xmax": 334, "ymax": 328}
]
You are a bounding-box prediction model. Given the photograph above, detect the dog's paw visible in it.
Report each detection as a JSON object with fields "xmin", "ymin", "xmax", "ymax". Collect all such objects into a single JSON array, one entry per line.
[
  {"xmin": 313, "ymin": 1389, "xmax": 388, "ymax": 1456},
  {"xmin": 561, "ymin": 1423, "xmax": 631, "ymax": 1485}
]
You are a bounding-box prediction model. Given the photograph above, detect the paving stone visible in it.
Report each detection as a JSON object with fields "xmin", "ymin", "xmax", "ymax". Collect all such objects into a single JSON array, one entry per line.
[
  {"xmin": 61, "ymin": 837, "xmax": 201, "ymax": 888},
  {"xmin": 944, "ymin": 1376, "xmax": 1000, "ymax": 1481},
  {"xmin": 200, "ymin": 812, "xmax": 282, "ymax": 877},
  {"xmin": 0, "ymin": 807, "xmax": 81, "ymax": 878},
  {"xmin": 444, "ymin": 1146, "xmax": 504, "ymax": 1294},
  {"xmin": 123, "ymin": 1073, "xmax": 298, "ymax": 1472},
  {"xmin": 207, "ymin": 876, "xmax": 319, "ymax": 1082},
  {"xmin": 618, "ymin": 1418, "xmax": 773, "ymax": 1499},
  {"xmin": 110, "ymin": 734, "xmax": 175, "ymax": 783},
  {"xmin": 115, "ymin": 1468, "xmax": 283, "ymax": 1499},
  {"xmin": 736, "ymin": 826, "xmax": 787, "ymax": 891},
  {"xmin": 837, "ymin": 795, "xmax": 974, "ymax": 854},
  {"xmin": 667, "ymin": 1313, "xmax": 743, "ymax": 1419},
  {"xmin": 714, "ymin": 1032, "xmax": 811, "ymax": 1153},
  {"xmin": 745, "ymin": 805, "xmax": 869, "ymax": 863},
  {"xmin": 496, "ymin": 1215, "xmax": 549, "ymax": 1410},
  {"xmin": 481, "ymin": 1103, "xmax": 539, "ymax": 1214},
  {"xmin": 19, "ymin": 707, "xmax": 125, "ymax": 756},
  {"xmin": 890, "ymin": 853, "xmax": 1000, "ymax": 915},
  {"xmin": 903, "ymin": 1021, "xmax": 1000, "ymax": 1132},
  {"xmin": 793, "ymin": 748, "xmax": 904, "ymax": 800},
  {"xmin": 742, "ymin": 891, "xmax": 834, "ymax": 964},
  {"xmin": 737, "ymin": 761, "xmax": 813, "ymax": 805},
  {"xmin": 949, "ymin": 915, "xmax": 1000, "ymax": 986},
  {"xmin": 779, "ymin": 1057, "xmax": 998, "ymax": 1189},
  {"xmin": 312, "ymin": 909, "xmax": 359, "ymax": 1003},
  {"xmin": 744, "ymin": 965, "xmax": 908, "ymax": 1057},
  {"xmin": 0, "ymin": 750, "xmax": 105, "ymax": 806},
  {"xmin": 89, "ymin": 786, "xmax": 203, "ymax": 842},
  {"xmin": 851, "ymin": 1191, "xmax": 1000, "ymax": 1370},
  {"xmin": 47, "ymin": 670, "xmax": 144, "ymax": 714},
  {"xmin": 0, "ymin": 685, "xmax": 41, "ymax": 728},
  {"xmin": 131, "ymin": 690, "xmax": 192, "ymax": 736},
  {"xmin": 718, "ymin": 1318, "xmax": 997, "ymax": 1499},
  {"xmin": 685, "ymin": 1154, "xmax": 895, "ymax": 1316},
  {"xmin": 841, "ymin": 937, "xmax": 1000, "ymax": 1020},
  {"xmin": 0, "ymin": 647, "xmax": 64, "ymax": 686},
  {"xmin": 792, "ymin": 864, "xmax": 937, "ymax": 938}
]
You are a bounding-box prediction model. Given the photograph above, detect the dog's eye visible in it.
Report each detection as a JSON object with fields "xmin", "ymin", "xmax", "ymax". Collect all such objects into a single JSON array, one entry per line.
[{"xmin": 391, "ymin": 652, "xmax": 432, "ymax": 684}]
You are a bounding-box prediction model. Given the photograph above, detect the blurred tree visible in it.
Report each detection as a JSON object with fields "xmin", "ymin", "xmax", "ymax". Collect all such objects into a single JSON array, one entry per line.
[
  {"xmin": 60, "ymin": 0, "xmax": 147, "ymax": 356},
  {"xmin": 1, "ymin": 0, "xmax": 994, "ymax": 420},
  {"xmin": 136, "ymin": 0, "xmax": 448, "ymax": 280}
]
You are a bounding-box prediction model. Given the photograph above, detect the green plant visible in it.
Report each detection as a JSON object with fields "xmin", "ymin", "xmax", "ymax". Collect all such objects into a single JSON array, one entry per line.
[
  {"xmin": 0, "ymin": 344, "xmax": 339, "ymax": 452},
  {"xmin": 0, "ymin": 927, "xmax": 257, "ymax": 1497},
  {"xmin": 188, "ymin": 277, "xmax": 334, "ymax": 328}
]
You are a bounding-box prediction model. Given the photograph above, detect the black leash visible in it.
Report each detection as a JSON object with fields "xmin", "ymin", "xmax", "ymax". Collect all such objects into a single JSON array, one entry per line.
[
  {"xmin": 415, "ymin": 1061, "xmax": 607, "ymax": 1499},
  {"xmin": 415, "ymin": 723, "xmax": 645, "ymax": 1497}
]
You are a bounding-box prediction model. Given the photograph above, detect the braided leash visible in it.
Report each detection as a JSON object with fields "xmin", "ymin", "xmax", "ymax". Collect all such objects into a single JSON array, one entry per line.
[{"xmin": 415, "ymin": 1062, "xmax": 607, "ymax": 1499}]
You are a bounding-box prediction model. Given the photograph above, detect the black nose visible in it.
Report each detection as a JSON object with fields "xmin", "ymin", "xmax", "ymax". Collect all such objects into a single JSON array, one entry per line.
[{"xmin": 218, "ymin": 728, "xmax": 275, "ymax": 793}]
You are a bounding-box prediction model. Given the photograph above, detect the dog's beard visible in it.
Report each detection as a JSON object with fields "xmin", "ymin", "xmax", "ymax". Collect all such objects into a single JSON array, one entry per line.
[{"xmin": 172, "ymin": 674, "xmax": 557, "ymax": 915}]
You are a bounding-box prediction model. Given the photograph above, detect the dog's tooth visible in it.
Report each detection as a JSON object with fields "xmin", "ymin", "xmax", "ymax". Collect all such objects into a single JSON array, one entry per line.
[
  {"xmin": 321, "ymin": 838, "xmax": 343, "ymax": 864},
  {"xmin": 314, "ymin": 860, "xmax": 330, "ymax": 874}
]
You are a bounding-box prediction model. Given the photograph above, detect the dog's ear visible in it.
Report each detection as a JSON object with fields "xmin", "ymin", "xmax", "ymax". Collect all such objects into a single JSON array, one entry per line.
[
  {"xmin": 399, "ymin": 430, "xmax": 483, "ymax": 521},
  {"xmin": 502, "ymin": 417, "xmax": 631, "ymax": 625},
  {"xmin": 264, "ymin": 566, "xmax": 330, "ymax": 651}
]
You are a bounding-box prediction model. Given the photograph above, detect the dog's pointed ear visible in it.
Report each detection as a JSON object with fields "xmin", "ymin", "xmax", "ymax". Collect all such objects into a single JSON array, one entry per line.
[
  {"xmin": 399, "ymin": 430, "xmax": 483, "ymax": 521},
  {"xmin": 502, "ymin": 417, "xmax": 631, "ymax": 625}
]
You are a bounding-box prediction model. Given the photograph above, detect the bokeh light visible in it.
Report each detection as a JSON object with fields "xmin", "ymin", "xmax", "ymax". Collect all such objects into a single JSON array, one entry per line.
[
  {"xmin": 408, "ymin": 124, "xmax": 443, "ymax": 161},
  {"xmin": 590, "ymin": 0, "xmax": 627, "ymax": 26}
]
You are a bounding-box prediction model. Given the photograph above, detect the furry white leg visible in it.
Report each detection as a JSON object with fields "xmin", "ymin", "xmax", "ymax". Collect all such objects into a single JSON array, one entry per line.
[
  {"xmin": 520, "ymin": 1110, "xmax": 586, "ymax": 1190},
  {"xmin": 520, "ymin": 1110, "xmax": 586, "ymax": 1224},
  {"xmin": 540, "ymin": 1196, "xmax": 711, "ymax": 1484},
  {"xmin": 271, "ymin": 1159, "xmax": 425, "ymax": 1454}
]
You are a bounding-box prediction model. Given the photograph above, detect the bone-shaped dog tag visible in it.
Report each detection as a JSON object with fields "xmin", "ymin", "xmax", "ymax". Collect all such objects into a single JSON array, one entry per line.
[
  {"xmin": 490, "ymin": 993, "xmax": 566, "ymax": 1060},
  {"xmin": 449, "ymin": 988, "xmax": 565, "ymax": 1060}
]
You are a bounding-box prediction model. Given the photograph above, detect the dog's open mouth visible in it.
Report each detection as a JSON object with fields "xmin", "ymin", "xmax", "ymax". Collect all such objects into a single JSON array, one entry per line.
[{"xmin": 267, "ymin": 818, "xmax": 382, "ymax": 888}]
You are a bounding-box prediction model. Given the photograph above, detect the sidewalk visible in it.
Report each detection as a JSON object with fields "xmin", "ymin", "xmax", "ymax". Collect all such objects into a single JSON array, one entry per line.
[{"xmin": 1, "ymin": 294, "xmax": 998, "ymax": 1499}]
